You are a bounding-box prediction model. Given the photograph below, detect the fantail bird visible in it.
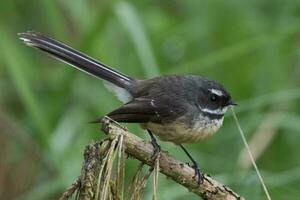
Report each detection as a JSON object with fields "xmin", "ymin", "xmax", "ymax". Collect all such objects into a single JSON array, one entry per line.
[{"xmin": 19, "ymin": 32, "xmax": 236, "ymax": 183}]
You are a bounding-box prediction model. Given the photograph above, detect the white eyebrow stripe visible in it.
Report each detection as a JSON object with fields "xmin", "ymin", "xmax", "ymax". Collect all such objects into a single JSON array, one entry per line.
[{"xmin": 209, "ymin": 89, "xmax": 224, "ymax": 96}]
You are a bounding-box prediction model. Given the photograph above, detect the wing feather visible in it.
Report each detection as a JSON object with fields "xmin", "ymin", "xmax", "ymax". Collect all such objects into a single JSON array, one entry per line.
[{"xmin": 107, "ymin": 98, "xmax": 179, "ymax": 123}]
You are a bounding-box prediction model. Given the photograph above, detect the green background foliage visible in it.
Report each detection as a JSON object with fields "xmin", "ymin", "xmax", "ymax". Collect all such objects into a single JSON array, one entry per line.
[{"xmin": 0, "ymin": 0, "xmax": 300, "ymax": 199}]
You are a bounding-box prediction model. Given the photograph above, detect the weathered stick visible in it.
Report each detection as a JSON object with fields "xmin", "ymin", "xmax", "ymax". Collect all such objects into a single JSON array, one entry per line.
[
  {"xmin": 61, "ymin": 118, "xmax": 244, "ymax": 200},
  {"xmin": 59, "ymin": 178, "xmax": 81, "ymax": 200},
  {"xmin": 100, "ymin": 118, "xmax": 244, "ymax": 200}
]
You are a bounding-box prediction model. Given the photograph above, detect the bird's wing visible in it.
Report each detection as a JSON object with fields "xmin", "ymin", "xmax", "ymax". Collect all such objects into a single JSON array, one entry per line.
[{"xmin": 106, "ymin": 97, "xmax": 183, "ymax": 123}]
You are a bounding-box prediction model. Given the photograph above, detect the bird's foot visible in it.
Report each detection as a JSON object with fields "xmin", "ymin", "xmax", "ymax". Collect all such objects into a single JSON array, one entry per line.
[
  {"xmin": 150, "ymin": 136, "xmax": 161, "ymax": 157},
  {"xmin": 147, "ymin": 130, "xmax": 161, "ymax": 158},
  {"xmin": 179, "ymin": 144, "xmax": 204, "ymax": 184},
  {"xmin": 191, "ymin": 162, "xmax": 204, "ymax": 184}
]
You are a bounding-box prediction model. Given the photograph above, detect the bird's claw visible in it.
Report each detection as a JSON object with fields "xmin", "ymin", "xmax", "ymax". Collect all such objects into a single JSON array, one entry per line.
[
  {"xmin": 148, "ymin": 130, "xmax": 161, "ymax": 158},
  {"xmin": 192, "ymin": 163, "xmax": 204, "ymax": 184},
  {"xmin": 151, "ymin": 138, "xmax": 161, "ymax": 158}
]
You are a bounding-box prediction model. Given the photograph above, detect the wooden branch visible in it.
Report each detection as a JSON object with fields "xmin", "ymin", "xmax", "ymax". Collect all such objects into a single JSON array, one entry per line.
[
  {"xmin": 99, "ymin": 118, "xmax": 245, "ymax": 200},
  {"xmin": 61, "ymin": 117, "xmax": 244, "ymax": 199},
  {"xmin": 77, "ymin": 139, "xmax": 112, "ymax": 200},
  {"xmin": 59, "ymin": 178, "xmax": 81, "ymax": 200}
]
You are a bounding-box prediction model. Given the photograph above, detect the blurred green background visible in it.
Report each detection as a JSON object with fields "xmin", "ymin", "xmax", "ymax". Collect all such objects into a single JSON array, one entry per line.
[{"xmin": 1, "ymin": 0, "xmax": 300, "ymax": 199}]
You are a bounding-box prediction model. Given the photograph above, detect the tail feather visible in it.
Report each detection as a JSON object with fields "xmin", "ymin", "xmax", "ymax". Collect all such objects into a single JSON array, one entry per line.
[{"xmin": 18, "ymin": 32, "xmax": 135, "ymax": 90}]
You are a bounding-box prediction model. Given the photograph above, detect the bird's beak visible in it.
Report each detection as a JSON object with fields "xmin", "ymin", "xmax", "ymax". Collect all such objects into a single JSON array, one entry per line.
[{"xmin": 228, "ymin": 99, "xmax": 237, "ymax": 106}]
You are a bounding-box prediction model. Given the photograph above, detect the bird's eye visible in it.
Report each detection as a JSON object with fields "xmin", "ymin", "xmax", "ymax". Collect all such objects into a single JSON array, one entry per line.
[{"xmin": 210, "ymin": 94, "xmax": 218, "ymax": 102}]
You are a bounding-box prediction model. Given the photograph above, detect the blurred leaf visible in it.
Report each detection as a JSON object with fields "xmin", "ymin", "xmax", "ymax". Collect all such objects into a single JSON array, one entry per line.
[
  {"xmin": 17, "ymin": 178, "xmax": 63, "ymax": 200},
  {"xmin": 168, "ymin": 23, "xmax": 300, "ymax": 74},
  {"xmin": 235, "ymin": 88, "xmax": 300, "ymax": 114},
  {"xmin": 266, "ymin": 167, "xmax": 300, "ymax": 187},
  {"xmin": 40, "ymin": 0, "xmax": 67, "ymax": 38},
  {"xmin": 114, "ymin": 1, "xmax": 160, "ymax": 78},
  {"xmin": 0, "ymin": 29, "xmax": 51, "ymax": 146}
]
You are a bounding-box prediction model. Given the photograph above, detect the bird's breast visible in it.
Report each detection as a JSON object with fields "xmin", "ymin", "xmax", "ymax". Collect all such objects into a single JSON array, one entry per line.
[{"xmin": 145, "ymin": 115, "xmax": 224, "ymax": 144}]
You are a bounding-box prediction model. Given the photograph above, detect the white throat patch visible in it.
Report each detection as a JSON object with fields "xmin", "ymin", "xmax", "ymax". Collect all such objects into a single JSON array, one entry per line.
[{"xmin": 199, "ymin": 106, "xmax": 228, "ymax": 115}]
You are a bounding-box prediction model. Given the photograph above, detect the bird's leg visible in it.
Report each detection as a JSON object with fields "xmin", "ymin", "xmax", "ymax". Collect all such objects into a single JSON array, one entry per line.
[
  {"xmin": 179, "ymin": 144, "xmax": 204, "ymax": 184},
  {"xmin": 147, "ymin": 130, "xmax": 161, "ymax": 156}
]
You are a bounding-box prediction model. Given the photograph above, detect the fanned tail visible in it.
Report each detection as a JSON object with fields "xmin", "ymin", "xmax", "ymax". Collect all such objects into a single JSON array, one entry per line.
[{"xmin": 19, "ymin": 31, "xmax": 135, "ymax": 90}]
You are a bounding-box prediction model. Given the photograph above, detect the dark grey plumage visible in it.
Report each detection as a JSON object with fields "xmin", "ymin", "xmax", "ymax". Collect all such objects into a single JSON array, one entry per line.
[
  {"xmin": 19, "ymin": 31, "xmax": 235, "ymax": 144},
  {"xmin": 19, "ymin": 31, "xmax": 237, "ymax": 184}
]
